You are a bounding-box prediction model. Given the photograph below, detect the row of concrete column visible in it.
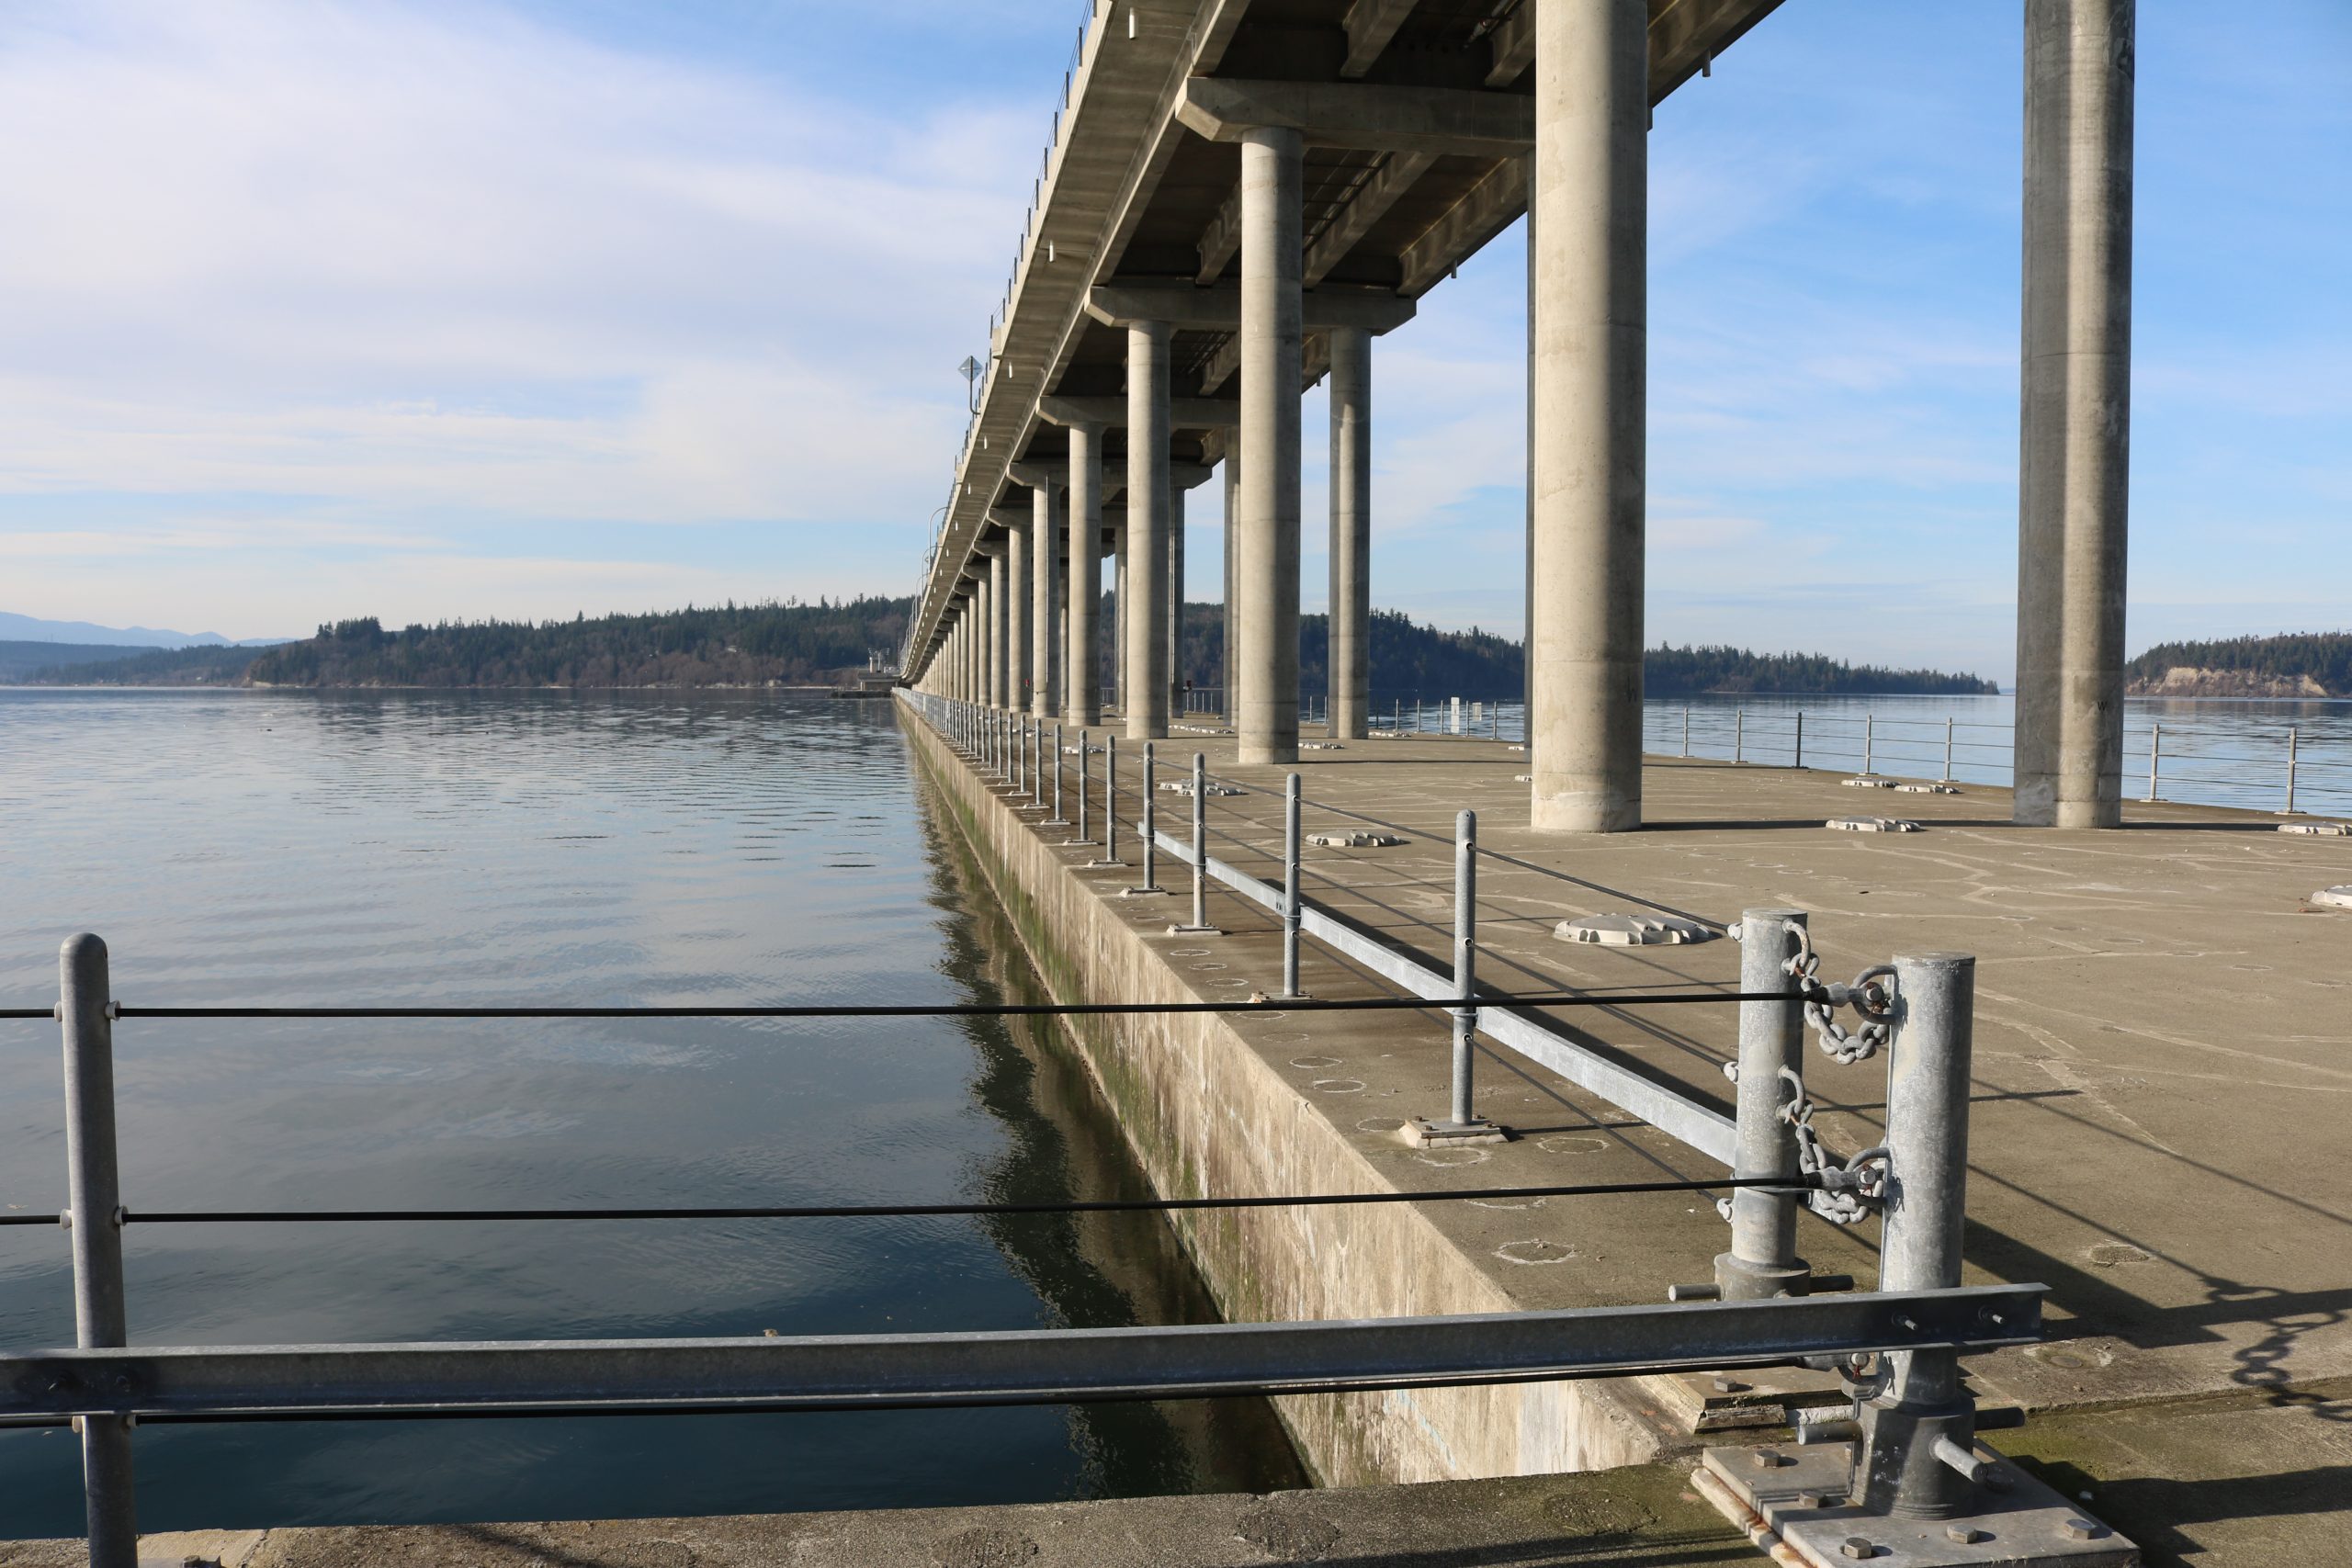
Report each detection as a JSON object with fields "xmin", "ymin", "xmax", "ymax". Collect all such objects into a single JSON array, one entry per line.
[{"xmin": 922, "ymin": 0, "xmax": 2130, "ymax": 830}]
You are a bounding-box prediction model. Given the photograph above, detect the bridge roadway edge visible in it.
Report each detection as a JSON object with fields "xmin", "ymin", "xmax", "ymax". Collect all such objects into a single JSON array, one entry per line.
[{"xmin": 898, "ymin": 706, "xmax": 1686, "ymax": 1486}]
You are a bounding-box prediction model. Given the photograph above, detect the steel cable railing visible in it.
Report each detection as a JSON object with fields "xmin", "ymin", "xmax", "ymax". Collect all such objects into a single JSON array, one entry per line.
[{"xmin": 0, "ymin": 1176, "xmax": 1815, "ymax": 1232}]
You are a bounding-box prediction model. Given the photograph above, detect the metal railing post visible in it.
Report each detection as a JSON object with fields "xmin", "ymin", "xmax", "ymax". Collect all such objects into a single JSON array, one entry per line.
[
  {"xmin": 1793, "ymin": 709, "xmax": 1804, "ymax": 771},
  {"xmin": 1449, "ymin": 809, "xmax": 1477, "ymax": 1127},
  {"xmin": 1045, "ymin": 723, "xmax": 1068, "ymax": 826},
  {"xmin": 2285, "ymin": 728, "xmax": 2299, "ymax": 815},
  {"xmin": 1168, "ymin": 753, "xmax": 1218, "ymax": 934},
  {"xmin": 1735, "ymin": 707, "xmax": 1744, "ymax": 764},
  {"xmin": 1715, "ymin": 910, "xmax": 1811, "ymax": 1300},
  {"xmin": 2145, "ymin": 722, "xmax": 2161, "ymax": 803},
  {"xmin": 1278, "ymin": 773, "xmax": 1304, "ymax": 998},
  {"xmin": 1942, "ymin": 716, "xmax": 1954, "ymax": 783},
  {"xmin": 1860, "ymin": 951, "xmax": 1979, "ymax": 1519},
  {"xmin": 1073, "ymin": 730, "xmax": 1094, "ymax": 844},
  {"xmin": 1126, "ymin": 743, "xmax": 1163, "ymax": 896},
  {"xmin": 1864, "ymin": 712, "xmax": 1874, "ymax": 776},
  {"xmin": 1093, "ymin": 738, "xmax": 1120, "ymax": 864},
  {"xmin": 61, "ymin": 934, "xmax": 138, "ymax": 1568},
  {"xmin": 1682, "ymin": 707, "xmax": 1691, "ymax": 758}
]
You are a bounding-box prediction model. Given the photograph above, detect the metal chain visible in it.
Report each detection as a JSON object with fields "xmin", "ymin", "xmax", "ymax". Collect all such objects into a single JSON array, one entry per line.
[
  {"xmin": 1786, "ymin": 924, "xmax": 1897, "ymax": 1064},
  {"xmin": 1775, "ymin": 1066, "xmax": 1890, "ymax": 1225}
]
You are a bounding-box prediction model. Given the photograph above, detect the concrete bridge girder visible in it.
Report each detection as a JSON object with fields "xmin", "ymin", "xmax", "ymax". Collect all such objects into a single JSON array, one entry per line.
[{"xmin": 915, "ymin": 0, "xmax": 2139, "ymax": 841}]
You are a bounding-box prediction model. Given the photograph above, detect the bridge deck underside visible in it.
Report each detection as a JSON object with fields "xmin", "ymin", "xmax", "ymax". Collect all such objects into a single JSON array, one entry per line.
[{"xmin": 911, "ymin": 0, "xmax": 1781, "ymax": 667}]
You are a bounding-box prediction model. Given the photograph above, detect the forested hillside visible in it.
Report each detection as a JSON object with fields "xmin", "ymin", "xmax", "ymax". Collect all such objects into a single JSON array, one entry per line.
[
  {"xmin": 239, "ymin": 601, "xmax": 910, "ymax": 688},
  {"xmin": 22, "ymin": 594, "xmax": 1999, "ymax": 697},
  {"xmin": 1, "ymin": 640, "xmax": 164, "ymax": 682},
  {"xmin": 1644, "ymin": 645, "xmax": 1997, "ymax": 697},
  {"xmin": 2125, "ymin": 632, "xmax": 2352, "ymax": 696},
  {"xmin": 1169, "ymin": 611, "xmax": 1995, "ymax": 699},
  {"xmin": 22, "ymin": 643, "xmax": 266, "ymax": 685}
]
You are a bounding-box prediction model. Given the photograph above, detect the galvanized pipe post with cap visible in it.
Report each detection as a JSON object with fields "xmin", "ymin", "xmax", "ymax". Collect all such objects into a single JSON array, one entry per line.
[
  {"xmin": 1714, "ymin": 909, "xmax": 1813, "ymax": 1300},
  {"xmin": 61, "ymin": 934, "xmax": 137, "ymax": 1568},
  {"xmin": 1276, "ymin": 773, "xmax": 1305, "ymax": 999},
  {"xmin": 1859, "ymin": 950, "xmax": 1981, "ymax": 1519}
]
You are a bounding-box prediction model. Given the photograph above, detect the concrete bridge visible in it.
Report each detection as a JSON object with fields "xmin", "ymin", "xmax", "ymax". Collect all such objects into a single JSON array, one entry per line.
[{"xmin": 901, "ymin": 0, "xmax": 2132, "ymax": 831}]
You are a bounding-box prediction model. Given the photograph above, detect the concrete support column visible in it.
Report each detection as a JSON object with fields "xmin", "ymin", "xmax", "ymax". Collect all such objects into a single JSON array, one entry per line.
[
  {"xmin": 1529, "ymin": 0, "xmax": 1645, "ymax": 833},
  {"xmin": 1065, "ymin": 423, "xmax": 1103, "ymax": 726},
  {"xmin": 1125, "ymin": 321, "xmax": 1172, "ymax": 739},
  {"xmin": 1328, "ymin": 324, "xmax": 1372, "ymax": 740},
  {"xmin": 988, "ymin": 549, "xmax": 1009, "ymax": 708},
  {"xmin": 1112, "ymin": 518, "xmax": 1127, "ymax": 714},
  {"xmin": 1220, "ymin": 432, "xmax": 1240, "ymax": 716},
  {"xmin": 1167, "ymin": 484, "xmax": 1188, "ymax": 715},
  {"xmin": 1006, "ymin": 523, "xmax": 1030, "ymax": 714},
  {"xmin": 1236, "ymin": 125, "xmax": 1304, "ymax": 767},
  {"xmin": 1031, "ymin": 484, "xmax": 1060, "ymax": 717},
  {"xmin": 977, "ymin": 572, "xmax": 996, "ymax": 709},
  {"xmin": 2015, "ymin": 0, "xmax": 2133, "ymax": 829}
]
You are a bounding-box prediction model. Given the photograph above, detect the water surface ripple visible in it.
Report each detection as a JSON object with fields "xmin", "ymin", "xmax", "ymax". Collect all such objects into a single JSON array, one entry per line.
[{"xmin": 0, "ymin": 690, "xmax": 1300, "ymax": 1535}]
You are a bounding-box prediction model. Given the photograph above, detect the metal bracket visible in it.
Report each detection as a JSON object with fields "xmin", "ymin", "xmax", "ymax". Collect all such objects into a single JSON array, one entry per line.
[{"xmin": 1697, "ymin": 1440, "xmax": 2135, "ymax": 1566}]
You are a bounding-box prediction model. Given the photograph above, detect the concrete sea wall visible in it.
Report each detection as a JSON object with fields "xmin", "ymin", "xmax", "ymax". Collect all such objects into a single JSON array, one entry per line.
[{"xmin": 902, "ymin": 705, "xmax": 1672, "ymax": 1485}]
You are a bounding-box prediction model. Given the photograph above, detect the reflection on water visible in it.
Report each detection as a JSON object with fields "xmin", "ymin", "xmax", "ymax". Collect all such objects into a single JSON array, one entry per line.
[{"xmin": 0, "ymin": 691, "xmax": 1300, "ymax": 1535}]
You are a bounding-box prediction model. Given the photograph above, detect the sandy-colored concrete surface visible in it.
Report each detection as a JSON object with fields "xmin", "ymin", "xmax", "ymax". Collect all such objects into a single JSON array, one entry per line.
[
  {"xmin": 918, "ymin": 708, "xmax": 2352, "ymax": 1560},
  {"xmin": 1139, "ymin": 731, "xmax": 2352, "ymax": 1416},
  {"xmin": 0, "ymin": 1468, "xmax": 1750, "ymax": 1567}
]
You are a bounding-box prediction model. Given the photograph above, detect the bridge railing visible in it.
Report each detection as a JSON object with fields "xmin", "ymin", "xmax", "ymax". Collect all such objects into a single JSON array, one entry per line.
[
  {"xmin": 9, "ymin": 902, "xmax": 2037, "ymax": 1567},
  {"xmin": 894, "ymin": 689, "xmax": 2142, "ymax": 1554}
]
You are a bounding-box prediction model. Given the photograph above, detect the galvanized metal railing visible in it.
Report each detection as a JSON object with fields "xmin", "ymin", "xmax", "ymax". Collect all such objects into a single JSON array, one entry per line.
[
  {"xmin": 5, "ymin": 684, "xmax": 2086, "ymax": 1568},
  {"xmin": 907, "ymin": 691, "xmax": 2080, "ymax": 1468}
]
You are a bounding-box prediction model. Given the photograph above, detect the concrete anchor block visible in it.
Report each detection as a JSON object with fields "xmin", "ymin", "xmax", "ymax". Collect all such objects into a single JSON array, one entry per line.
[
  {"xmin": 1826, "ymin": 818, "xmax": 1919, "ymax": 833},
  {"xmin": 2312, "ymin": 886, "xmax": 2352, "ymax": 909},
  {"xmin": 1895, "ymin": 783, "xmax": 1961, "ymax": 795},
  {"xmin": 1555, "ymin": 913, "xmax": 1717, "ymax": 946},
  {"xmin": 1403, "ymin": 1115, "xmax": 1506, "ymax": 1147},
  {"xmin": 1299, "ymin": 741, "xmax": 1346, "ymax": 750},
  {"xmin": 1306, "ymin": 830, "xmax": 1403, "ymax": 848},
  {"xmin": 2278, "ymin": 821, "xmax": 2352, "ymax": 836},
  {"xmin": 1159, "ymin": 781, "xmax": 1241, "ymax": 797},
  {"xmin": 1842, "ymin": 776, "xmax": 1895, "ymax": 788}
]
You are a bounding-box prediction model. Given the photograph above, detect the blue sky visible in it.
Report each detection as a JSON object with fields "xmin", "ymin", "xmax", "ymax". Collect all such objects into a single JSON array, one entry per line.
[{"xmin": 0, "ymin": 1, "xmax": 2344, "ymax": 680}]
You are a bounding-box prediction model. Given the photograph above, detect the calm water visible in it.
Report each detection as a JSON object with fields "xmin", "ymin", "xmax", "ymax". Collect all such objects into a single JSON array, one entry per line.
[{"xmin": 0, "ymin": 690, "xmax": 1301, "ymax": 1536}]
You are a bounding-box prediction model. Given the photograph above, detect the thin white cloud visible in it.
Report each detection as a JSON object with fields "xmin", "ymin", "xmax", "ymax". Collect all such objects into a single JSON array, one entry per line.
[{"xmin": 0, "ymin": 0, "xmax": 1028, "ymax": 536}]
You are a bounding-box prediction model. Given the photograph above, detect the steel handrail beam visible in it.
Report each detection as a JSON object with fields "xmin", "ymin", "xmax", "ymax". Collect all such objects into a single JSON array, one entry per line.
[
  {"xmin": 0, "ymin": 1286, "xmax": 2041, "ymax": 1421},
  {"xmin": 1163, "ymin": 832, "xmax": 1737, "ymax": 1164}
]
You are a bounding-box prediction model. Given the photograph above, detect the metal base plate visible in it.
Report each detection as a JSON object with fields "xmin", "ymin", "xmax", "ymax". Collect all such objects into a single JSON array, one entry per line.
[
  {"xmin": 1120, "ymin": 886, "xmax": 1170, "ymax": 897},
  {"xmin": 1163, "ymin": 924, "xmax": 1221, "ymax": 937},
  {"xmin": 1653, "ymin": 1365, "xmax": 1852, "ymax": 1434},
  {"xmin": 1700, "ymin": 1441, "xmax": 2137, "ymax": 1567},
  {"xmin": 1403, "ymin": 1117, "xmax": 1507, "ymax": 1146}
]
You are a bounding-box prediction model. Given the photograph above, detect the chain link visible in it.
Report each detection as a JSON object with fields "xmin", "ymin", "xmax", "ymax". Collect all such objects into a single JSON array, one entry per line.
[
  {"xmin": 1786, "ymin": 923, "xmax": 1897, "ymax": 1064},
  {"xmin": 1775, "ymin": 1066, "xmax": 1890, "ymax": 1225}
]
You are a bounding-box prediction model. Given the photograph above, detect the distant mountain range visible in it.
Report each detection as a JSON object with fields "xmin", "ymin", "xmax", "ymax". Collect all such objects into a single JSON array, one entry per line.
[{"xmin": 0, "ymin": 610, "xmax": 287, "ymax": 647}]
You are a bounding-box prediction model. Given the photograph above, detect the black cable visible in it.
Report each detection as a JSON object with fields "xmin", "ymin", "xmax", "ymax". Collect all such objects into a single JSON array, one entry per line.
[
  {"xmin": 116, "ymin": 1175, "xmax": 1804, "ymax": 1226},
  {"xmin": 61, "ymin": 989, "xmax": 1779, "ymax": 1021}
]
